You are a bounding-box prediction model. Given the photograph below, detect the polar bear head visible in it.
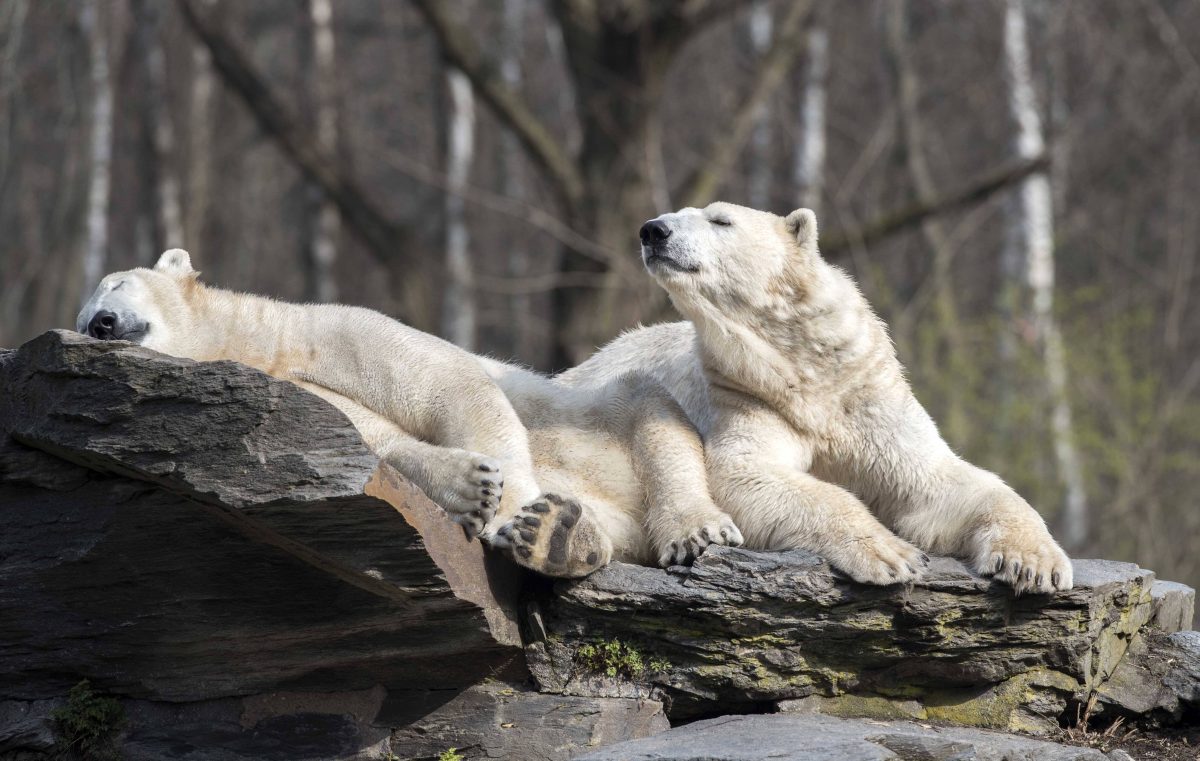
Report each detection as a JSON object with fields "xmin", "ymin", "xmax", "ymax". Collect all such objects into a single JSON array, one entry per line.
[
  {"xmin": 75, "ymin": 249, "xmax": 199, "ymax": 354},
  {"xmin": 638, "ymin": 202, "xmax": 821, "ymax": 320}
]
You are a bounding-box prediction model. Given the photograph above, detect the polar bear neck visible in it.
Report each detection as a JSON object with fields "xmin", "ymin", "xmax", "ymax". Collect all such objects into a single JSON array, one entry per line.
[
  {"xmin": 185, "ymin": 284, "xmax": 316, "ymax": 377},
  {"xmin": 689, "ymin": 259, "xmax": 899, "ymax": 404}
]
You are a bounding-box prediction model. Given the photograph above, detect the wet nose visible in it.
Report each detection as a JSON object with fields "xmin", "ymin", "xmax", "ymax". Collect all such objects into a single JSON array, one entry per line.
[
  {"xmin": 639, "ymin": 220, "xmax": 672, "ymax": 245},
  {"xmin": 87, "ymin": 310, "xmax": 119, "ymax": 339}
]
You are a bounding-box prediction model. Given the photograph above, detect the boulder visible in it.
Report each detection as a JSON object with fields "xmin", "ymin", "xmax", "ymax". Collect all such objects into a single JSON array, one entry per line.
[
  {"xmin": 525, "ymin": 547, "xmax": 1185, "ymax": 733},
  {"xmin": 572, "ymin": 713, "xmax": 1112, "ymax": 761}
]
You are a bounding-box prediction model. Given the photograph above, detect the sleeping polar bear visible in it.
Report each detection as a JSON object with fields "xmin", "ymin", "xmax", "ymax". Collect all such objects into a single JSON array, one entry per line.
[
  {"xmin": 76, "ymin": 250, "xmax": 742, "ymax": 577},
  {"xmin": 563, "ymin": 202, "xmax": 1073, "ymax": 594}
]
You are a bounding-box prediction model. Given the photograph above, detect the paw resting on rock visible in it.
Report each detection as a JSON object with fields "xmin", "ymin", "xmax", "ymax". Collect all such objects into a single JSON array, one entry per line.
[
  {"xmin": 434, "ymin": 451, "xmax": 503, "ymax": 539},
  {"xmin": 657, "ymin": 515, "xmax": 744, "ymax": 567}
]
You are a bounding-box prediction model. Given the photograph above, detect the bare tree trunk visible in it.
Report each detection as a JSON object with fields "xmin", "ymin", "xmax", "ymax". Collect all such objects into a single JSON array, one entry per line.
[
  {"xmin": 186, "ymin": 1, "xmax": 215, "ymax": 253},
  {"xmin": 501, "ymin": 0, "xmax": 536, "ymax": 361},
  {"xmin": 79, "ymin": 0, "xmax": 112, "ymax": 301},
  {"xmin": 1003, "ymin": 0, "xmax": 1088, "ymax": 549},
  {"xmin": 442, "ymin": 69, "xmax": 477, "ymax": 349},
  {"xmin": 305, "ymin": 0, "xmax": 339, "ymax": 303},
  {"xmin": 747, "ymin": 1, "xmax": 773, "ymax": 210},
  {"xmin": 134, "ymin": 0, "xmax": 184, "ymax": 252},
  {"xmin": 794, "ymin": 4, "xmax": 827, "ymax": 215}
]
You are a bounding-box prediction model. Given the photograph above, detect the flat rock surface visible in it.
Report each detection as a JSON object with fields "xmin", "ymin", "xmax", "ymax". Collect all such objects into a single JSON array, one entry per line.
[
  {"xmin": 527, "ymin": 547, "xmax": 1166, "ymax": 729},
  {"xmin": 572, "ymin": 713, "xmax": 1110, "ymax": 761}
]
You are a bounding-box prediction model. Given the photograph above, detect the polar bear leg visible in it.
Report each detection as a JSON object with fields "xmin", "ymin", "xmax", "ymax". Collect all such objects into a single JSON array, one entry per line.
[
  {"xmin": 606, "ymin": 373, "xmax": 742, "ymax": 566},
  {"xmin": 295, "ymin": 381, "xmax": 501, "ymax": 536},
  {"xmin": 709, "ymin": 409, "xmax": 928, "ymax": 585},
  {"xmin": 892, "ymin": 459, "xmax": 1073, "ymax": 594}
]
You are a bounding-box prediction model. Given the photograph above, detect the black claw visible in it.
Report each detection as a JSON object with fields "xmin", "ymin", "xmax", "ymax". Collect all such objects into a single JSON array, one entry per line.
[
  {"xmin": 480, "ymin": 500, "xmax": 490, "ymax": 509},
  {"xmin": 478, "ymin": 463, "xmax": 497, "ymax": 472},
  {"xmin": 1010, "ymin": 561, "xmax": 1022, "ymax": 577},
  {"xmin": 920, "ymin": 552, "xmax": 930, "ymax": 564},
  {"xmin": 1051, "ymin": 571, "xmax": 1061, "ymax": 588},
  {"xmin": 1035, "ymin": 573, "xmax": 1045, "ymax": 588},
  {"xmin": 993, "ymin": 556, "xmax": 1004, "ymax": 573},
  {"xmin": 481, "ymin": 479, "xmax": 495, "ymax": 488},
  {"xmin": 482, "ymin": 489, "xmax": 493, "ymax": 497}
]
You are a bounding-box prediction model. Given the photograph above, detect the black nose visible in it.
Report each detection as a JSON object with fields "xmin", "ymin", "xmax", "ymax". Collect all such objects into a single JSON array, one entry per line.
[
  {"xmin": 639, "ymin": 220, "xmax": 672, "ymax": 245},
  {"xmin": 87, "ymin": 310, "xmax": 119, "ymax": 339}
]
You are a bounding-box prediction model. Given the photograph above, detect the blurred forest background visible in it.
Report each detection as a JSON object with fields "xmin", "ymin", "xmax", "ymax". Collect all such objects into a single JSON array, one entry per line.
[{"xmin": 1, "ymin": 0, "xmax": 1198, "ymax": 600}]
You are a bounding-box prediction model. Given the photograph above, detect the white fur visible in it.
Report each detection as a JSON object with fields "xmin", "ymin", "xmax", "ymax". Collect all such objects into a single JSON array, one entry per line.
[
  {"xmin": 565, "ymin": 203, "xmax": 1072, "ymax": 593},
  {"xmin": 76, "ymin": 252, "xmax": 741, "ymax": 577}
]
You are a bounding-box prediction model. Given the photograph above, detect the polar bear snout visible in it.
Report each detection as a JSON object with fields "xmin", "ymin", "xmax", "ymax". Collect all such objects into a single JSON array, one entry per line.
[
  {"xmin": 86, "ymin": 310, "xmax": 119, "ymax": 340},
  {"xmin": 639, "ymin": 219, "xmax": 672, "ymax": 245}
]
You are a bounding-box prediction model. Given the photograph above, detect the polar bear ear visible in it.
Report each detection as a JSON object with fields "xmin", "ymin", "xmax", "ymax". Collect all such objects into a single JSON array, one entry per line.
[
  {"xmin": 784, "ymin": 208, "xmax": 818, "ymax": 251},
  {"xmin": 153, "ymin": 249, "xmax": 196, "ymax": 277}
]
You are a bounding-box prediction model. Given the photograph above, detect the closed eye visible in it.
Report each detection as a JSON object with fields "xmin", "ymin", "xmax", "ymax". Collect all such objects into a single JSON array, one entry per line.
[{"xmin": 708, "ymin": 217, "xmax": 732, "ymax": 227}]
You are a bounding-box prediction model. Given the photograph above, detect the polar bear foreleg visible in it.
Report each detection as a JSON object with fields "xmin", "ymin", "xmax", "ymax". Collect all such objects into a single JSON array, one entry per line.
[
  {"xmin": 609, "ymin": 374, "xmax": 743, "ymax": 566},
  {"xmin": 707, "ymin": 409, "xmax": 928, "ymax": 585},
  {"xmin": 295, "ymin": 381, "xmax": 502, "ymax": 536}
]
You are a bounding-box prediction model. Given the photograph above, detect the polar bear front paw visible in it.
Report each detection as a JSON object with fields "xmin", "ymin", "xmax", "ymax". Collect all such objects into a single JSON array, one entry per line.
[
  {"xmin": 492, "ymin": 493, "xmax": 612, "ymax": 578},
  {"xmin": 424, "ymin": 450, "xmax": 503, "ymax": 539},
  {"xmin": 830, "ymin": 530, "xmax": 929, "ymax": 586},
  {"xmin": 656, "ymin": 515, "xmax": 744, "ymax": 567},
  {"xmin": 973, "ymin": 523, "xmax": 1073, "ymax": 595}
]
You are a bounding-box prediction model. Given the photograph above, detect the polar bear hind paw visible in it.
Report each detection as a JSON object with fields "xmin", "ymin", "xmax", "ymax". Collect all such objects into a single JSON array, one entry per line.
[
  {"xmin": 494, "ymin": 494, "xmax": 612, "ymax": 578},
  {"xmin": 657, "ymin": 515, "xmax": 744, "ymax": 567}
]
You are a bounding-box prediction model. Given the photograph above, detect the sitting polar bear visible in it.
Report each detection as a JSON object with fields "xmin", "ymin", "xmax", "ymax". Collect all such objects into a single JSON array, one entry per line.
[
  {"xmin": 77, "ymin": 250, "xmax": 743, "ymax": 577},
  {"xmin": 563, "ymin": 202, "xmax": 1073, "ymax": 594}
]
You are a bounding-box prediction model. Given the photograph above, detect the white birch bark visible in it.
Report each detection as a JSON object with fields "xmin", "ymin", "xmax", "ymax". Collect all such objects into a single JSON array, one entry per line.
[
  {"xmin": 186, "ymin": 6, "xmax": 215, "ymax": 251},
  {"xmin": 747, "ymin": 2, "xmax": 773, "ymax": 210},
  {"xmin": 794, "ymin": 9, "xmax": 827, "ymax": 215},
  {"xmin": 79, "ymin": 0, "xmax": 112, "ymax": 300},
  {"xmin": 1003, "ymin": 0, "xmax": 1088, "ymax": 548},
  {"xmin": 308, "ymin": 0, "xmax": 339, "ymax": 303},
  {"xmin": 139, "ymin": 1, "xmax": 184, "ymax": 250},
  {"xmin": 442, "ymin": 69, "xmax": 477, "ymax": 349}
]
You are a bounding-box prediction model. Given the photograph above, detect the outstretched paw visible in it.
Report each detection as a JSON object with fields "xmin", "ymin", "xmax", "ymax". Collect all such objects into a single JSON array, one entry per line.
[
  {"xmin": 492, "ymin": 494, "xmax": 612, "ymax": 578},
  {"xmin": 974, "ymin": 523, "xmax": 1073, "ymax": 595},
  {"xmin": 427, "ymin": 450, "xmax": 503, "ymax": 539},
  {"xmin": 832, "ymin": 529, "xmax": 929, "ymax": 586},
  {"xmin": 657, "ymin": 515, "xmax": 744, "ymax": 567}
]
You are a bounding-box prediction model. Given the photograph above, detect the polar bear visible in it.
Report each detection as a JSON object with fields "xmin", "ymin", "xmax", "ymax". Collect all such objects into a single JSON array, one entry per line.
[
  {"xmin": 77, "ymin": 250, "xmax": 743, "ymax": 577},
  {"xmin": 561, "ymin": 202, "xmax": 1072, "ymax": 594}
]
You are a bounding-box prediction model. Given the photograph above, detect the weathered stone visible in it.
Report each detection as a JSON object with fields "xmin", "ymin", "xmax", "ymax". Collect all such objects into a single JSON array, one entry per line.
[
  {"xmin": 1095, "ymin": 630, "xmax": 1200, "ymax": 721},
  {"xmin": 1148, "ymin": 580, "xmax": 1195, "ymax": 634},
  {"xmin": 0, "ymin": 332, "xmax": 522, "ymax": 748},
  {"xmin": 387, "ymin": 681, "xmax": 668, "ymax": 760},
  {"xmin": 526, "ymin": 548, "xmax": 1160, "ymax": 731},
  {"xmin": 572, "ymin": 714, "xmax": 1109, "ymax": 761}
]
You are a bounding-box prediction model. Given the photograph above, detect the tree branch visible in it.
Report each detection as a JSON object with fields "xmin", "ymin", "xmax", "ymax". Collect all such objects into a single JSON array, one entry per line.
[
  {"xmin": 177, "ymin": 0, "xmax": 412, "ymax": 270},
  {"xmin": 677, "ymin": 0, "xmax": 813, "ymax": 208},
  {"xmin": 821, "ymin": 155, "xmax": 1050, "ymax": 255},
  {"xmin": 411, "ymin": 0, "xmax": 586, "ymax": 211}
]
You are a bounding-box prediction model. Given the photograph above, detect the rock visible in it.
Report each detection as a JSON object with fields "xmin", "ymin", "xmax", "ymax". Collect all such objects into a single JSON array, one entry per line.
[
  {"xmin": 387, "ymin": 681, "xmax": 668, "ymax": 761},
  {"xmin": 525, "ymin": 548, "xmax": 1164, "ymax": 732},
  {"xmin": 1095, "ymin": 629, "xmax": 1200, "ymax": 721},
  {"xmin": 1149, "ymin": 580, "xmax": 1195, "ymax": 634},
  {"xmin": 0, "ymin": 332, "xmax": 524, "ymax": 755},
  {"xmin": 572, "ymin": 713, "xmax": 1109, "ymax": 760}
]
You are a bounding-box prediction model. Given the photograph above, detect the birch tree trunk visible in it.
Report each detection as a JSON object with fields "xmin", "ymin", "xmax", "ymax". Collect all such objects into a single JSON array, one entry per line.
[
  {"xmin": 306, "ymin": 0, "xmax": 339, "ymax": 303},
  {"xmin": 442, "ymin": 69, "xmax": 477, "ymax": 350},
  {"xmin": 79, "ymin": 0, "xmax": 112, "ymax": 300},
  {"xmin": 794, "ymin": 5, "xmax": 827, "ymax": 215},
  {"xmin": 186, "ymin": 3, "xmax": 215, "ymax": 252},
  {"xmin": 501, "ymin": 0, "xmax": 535, "ymax": 361},
  {"xmin": 747, "ymin": 2, "xmax": 773, "ymax": 210},
  {"xmin": 135, "ymin": 0, "xmax": 184, "ymax": 251},
  {"xmin": 1003, "ymin": 0, "xmax": 1088, "ymax": 549}
]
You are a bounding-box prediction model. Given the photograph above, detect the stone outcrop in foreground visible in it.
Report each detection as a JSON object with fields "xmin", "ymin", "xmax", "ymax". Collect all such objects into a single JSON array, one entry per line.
[{"xmin": 0, "ymin": 331, "xmax": 1196, "ymax": 760}]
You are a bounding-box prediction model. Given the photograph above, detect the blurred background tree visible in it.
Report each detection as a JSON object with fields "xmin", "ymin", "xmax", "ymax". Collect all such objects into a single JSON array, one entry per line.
[{"xmin": 1, "ymin": 0, "xmax": 1198, "ymax": 609}]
